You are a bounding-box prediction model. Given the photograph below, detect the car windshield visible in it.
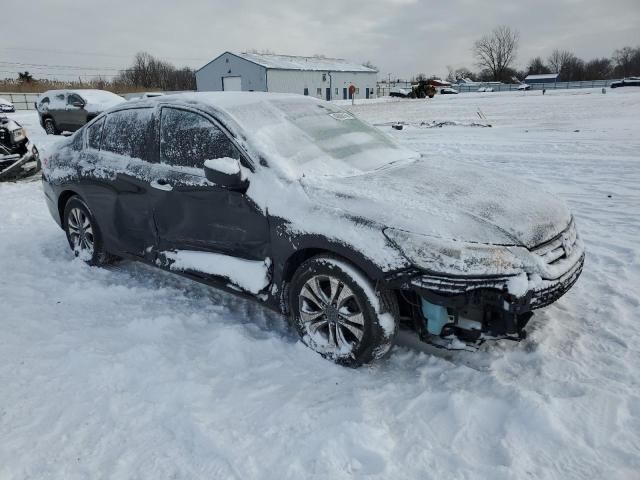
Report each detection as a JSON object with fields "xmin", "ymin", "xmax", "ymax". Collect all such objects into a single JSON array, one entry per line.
[{"xmin": 225, "ymin": 97, "xmax": 417, "ymax": 178}]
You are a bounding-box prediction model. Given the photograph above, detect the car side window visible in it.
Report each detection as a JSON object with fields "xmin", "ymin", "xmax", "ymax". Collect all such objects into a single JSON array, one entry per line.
[
  {"xmin": 55, "ymin": 94, "xmax": 65, "ymax": 102},
  {"xmin": 101, "ymin": 108, "xmax": 154, "ymax": 160},
  {"xmin": 40, "ymin": 97, "xmax": 50, "ymax": 105},
  {"xmin": 67, "ymin": 94, "xmax": 83, "ymax": 106},
  {"xmin": 160, "ymin": 107, "xmax": 240, "ymax": 168},
  {"xmin": 86, "ymin": 117, "xmax": 105, "ymax": 150}
]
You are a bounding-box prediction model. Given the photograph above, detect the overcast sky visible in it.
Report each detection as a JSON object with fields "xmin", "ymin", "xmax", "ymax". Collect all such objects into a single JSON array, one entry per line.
[{"xmin": 2, "ymin": 0, "xmax": 639, "ymax": 81}]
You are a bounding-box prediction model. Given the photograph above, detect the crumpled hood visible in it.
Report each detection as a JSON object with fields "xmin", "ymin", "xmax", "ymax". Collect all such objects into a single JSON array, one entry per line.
[{"xmin": 302, "ymin": 157, "xmax": 571, "ymax": 248}]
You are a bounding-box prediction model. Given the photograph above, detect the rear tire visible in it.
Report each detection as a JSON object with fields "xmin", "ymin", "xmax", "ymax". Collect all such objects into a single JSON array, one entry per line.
[
  {"xmin": 289, "ymin": 255, "xmax": 398, "ymax": 367},
  {"xmin": 44, "ymin": 118, "xmax": 59, "ymax": 135},
  {"xmin": 63, "ymin": 196, "xmax": 114, "ymax": 266}
]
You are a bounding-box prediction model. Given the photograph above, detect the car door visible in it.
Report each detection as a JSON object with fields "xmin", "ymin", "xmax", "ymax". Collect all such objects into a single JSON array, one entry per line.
[
  {"xmin": 65, "ymin": 93, "xmax": 89, "ymax": 131},
  {"xmin": 50, "ymin": 92, "xmax": 69, "ymax": 130},
  {"xmin": 82, "ymin": 107, "xmax": 158, "ymax": 257},
  {"xmin": 149, "ymin": 106, "xmax": 270, "ymax": 263}
]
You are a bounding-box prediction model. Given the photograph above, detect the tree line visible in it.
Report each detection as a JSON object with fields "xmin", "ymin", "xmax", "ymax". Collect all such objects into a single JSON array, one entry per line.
[
  {"xmin": 444, "ymin": 26, "xmax": 640, "ymax": 84},
  {"xmin": 2, "ymin": 52, "xmax": 196, "ymax": 93},
  {"xmin": 114, "ymin": 52, "xmax": 196, "ymax": 90}
]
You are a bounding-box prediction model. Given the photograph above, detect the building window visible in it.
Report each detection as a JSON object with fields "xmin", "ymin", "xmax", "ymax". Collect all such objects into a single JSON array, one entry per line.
[
  {"xmin": 322, "ymin": 74, "xmax": 327, "ymax": 82},
  {"xmin": 316, "ymin": 88, "xmax": 322, "ymax": 96},
  {"xmin": 335, "ymin": 88, "xmax": 338, "ymax": 95},
  {"xmin": 355, "ymin": 87, "xmax": 360, "ymax": 94}
]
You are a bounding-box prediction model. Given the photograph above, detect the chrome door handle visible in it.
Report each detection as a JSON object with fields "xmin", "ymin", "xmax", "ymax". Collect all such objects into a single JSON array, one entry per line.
[{"xmin": 150, "ymin": 179, "xmax": 173, "ymax": 191}]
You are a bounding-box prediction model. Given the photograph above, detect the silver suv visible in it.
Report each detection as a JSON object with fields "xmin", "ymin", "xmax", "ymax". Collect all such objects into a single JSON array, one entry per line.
[{"xmin": 36, "ymin": 89, "xmax": 124, "ymax": 135}]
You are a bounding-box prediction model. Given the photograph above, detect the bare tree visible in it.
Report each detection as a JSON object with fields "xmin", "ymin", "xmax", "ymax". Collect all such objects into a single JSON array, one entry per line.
[
  {"xmin": 548, "ymin": 50, "xmax": 587, "ymax": 81},
  {"xmin": 562, "ymin": 54, "xmax": 585, "ymax": 81},
  {"xmin": 613, "ymin": 46, "xmax": 640, "ymax": 77},
  {"xmin": 527, "ymin": 57, "xmax": 550, "ymax": 75},
  {"xmin": 116, "ymin": 52, "xmax": 195, "ymax": 90},
  {"xmin": 584, "ymin": 58, "xmax": 612, "ymax": 80},
  {"xmin": 547, "ymin": 49, "xmax": 572, "ymax": 74},
  {"xmin": 473, "ymin": 25, "xmax": 519, "ymax": 82}
]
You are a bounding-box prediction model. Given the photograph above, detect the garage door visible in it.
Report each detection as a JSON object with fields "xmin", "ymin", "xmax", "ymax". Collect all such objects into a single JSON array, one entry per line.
[{"xmin": 222, "ymin": 76, "xmax": 242, "ymax": 91}]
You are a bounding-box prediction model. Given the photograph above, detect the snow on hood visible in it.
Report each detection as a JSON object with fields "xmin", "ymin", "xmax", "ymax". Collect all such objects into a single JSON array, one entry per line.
[{"xmin": 303, "ymin": 157, "xmax": 571, "ymax": 249}]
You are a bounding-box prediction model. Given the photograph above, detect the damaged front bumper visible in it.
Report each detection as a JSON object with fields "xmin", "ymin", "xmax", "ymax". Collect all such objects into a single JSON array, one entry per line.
[
  {"xmin": 0, "ymin": 141, "xmax": 40, "ymax": 181},
  {"xmin": 387, "ymin": 252, "xmax": 585, "ymax": 349}
]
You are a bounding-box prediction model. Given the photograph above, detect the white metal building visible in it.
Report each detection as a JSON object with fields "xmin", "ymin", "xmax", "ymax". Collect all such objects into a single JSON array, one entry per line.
[
  {"xmin": 524, "ymin": 73, "xmax": 560, "ymax": 84},
  {"xmin": 196, "ymin": 52, "xmax": 378, "ymax": 100}
]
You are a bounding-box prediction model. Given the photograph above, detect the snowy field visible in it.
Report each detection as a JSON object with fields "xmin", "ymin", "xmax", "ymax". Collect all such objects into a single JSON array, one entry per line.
[{"xmin": 1, "ymin": 89, "xmax": 639, "ymax": 479}]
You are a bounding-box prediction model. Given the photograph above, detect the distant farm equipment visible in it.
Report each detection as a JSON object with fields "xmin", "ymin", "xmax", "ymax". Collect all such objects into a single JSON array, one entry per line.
[{"xmin": 390, "ymin": 80, "xmax": 437, "ymax": 99}]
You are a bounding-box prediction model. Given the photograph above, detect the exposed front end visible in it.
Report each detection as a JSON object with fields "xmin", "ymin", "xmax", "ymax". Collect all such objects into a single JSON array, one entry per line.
[
  {"xmin": 387, "ymin": 219, "xmax": 585, "ymax": 349},
  {"xmin": 0, "ymin": 116, "xmax": 40, "ymax": 181}
]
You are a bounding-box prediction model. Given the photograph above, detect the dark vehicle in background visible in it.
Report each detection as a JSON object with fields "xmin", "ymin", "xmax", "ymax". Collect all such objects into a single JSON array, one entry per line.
[
  {"xmin": 610, "ymin": 78, "xmax": 640, "ymax": 88},
  {"xmin": 36, "ymin": 89, "xmax": 124, "ymax": 135},
  {"xmin": 440, "ymin": 87, "xmax": 459, "ymax": 95},
  {"xmin": 42, "ymin": 93, "xmax": 584, "ymax": 367},
  {"xmin": 0, "ymin": 115, "xmax": 40, "ymax": 181},
  {"xmin": 0, "ymin": 97, "xmax": 16, "ymax": 113},
  {"xmin": 389, "ymin": 87, "xmax": 412, "ymax": 98}
]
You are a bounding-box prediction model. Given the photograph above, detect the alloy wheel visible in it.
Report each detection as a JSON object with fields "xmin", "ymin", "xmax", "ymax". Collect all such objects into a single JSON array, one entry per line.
[
  {"xmin": 67, "ymin": 207, "xmax": 94, "ymax": 256},
  {"xmin": 298, "ymin": 275, "xmax": 365, "ymax": 351}
]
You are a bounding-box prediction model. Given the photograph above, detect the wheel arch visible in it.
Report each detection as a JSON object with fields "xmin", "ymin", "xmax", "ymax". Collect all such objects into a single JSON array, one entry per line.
[
  {"xmin": 281, "ymin": 246, "xmax": 385, "ymax": 286},
  {"xmin": 57, "ymin": 189, "xmax": 80, "ymax": 224},
  {"xmin": 277, "ymin": 243, "xmax": 390, "ymax": 315}
]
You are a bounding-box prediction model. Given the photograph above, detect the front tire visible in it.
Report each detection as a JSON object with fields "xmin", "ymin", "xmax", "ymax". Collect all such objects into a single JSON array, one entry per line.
[
  {"xmin": 63, "ymin": 196, "xmax": 114, "ymax": 266},
  {"xmin": 44, "ymin": 118, "xmax": 59, "ymax": 135},
  {"xmin": 289, "ymin": 255, "xmax": 398, "ymax": 367}
]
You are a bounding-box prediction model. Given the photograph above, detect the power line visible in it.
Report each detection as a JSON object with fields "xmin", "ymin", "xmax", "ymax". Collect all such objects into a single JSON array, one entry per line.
[
  {"xmin": 0, "ymin": 70, "xmax": 120, "ymax": 78},
  {"xmin": 0, "ymin": 60, "xmax": 127, "ymax": 71},
  {"xmin": 0, "ymin": 46, "xmax": 209, "ymax": 62}
]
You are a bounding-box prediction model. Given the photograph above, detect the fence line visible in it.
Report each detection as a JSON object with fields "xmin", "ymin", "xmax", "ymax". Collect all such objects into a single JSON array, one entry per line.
[
  {"xmin": 0, "ymin": 92, "xmax": 39, "ymax": 110},
  {"xmin": 376, "ymin": 79, "xmax": 620, "ymax": 96},
  {"xmin": 1, "ymin": 79, "xmax": 625, "ymax": 111},
  {"xmin": 454, "ymin": 79, "xmax": 616, "ymax": 93}
]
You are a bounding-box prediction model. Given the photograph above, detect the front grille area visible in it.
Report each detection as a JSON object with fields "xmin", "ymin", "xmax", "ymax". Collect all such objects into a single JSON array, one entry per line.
[
  {"xmin": 532, "ymin": 219, "xmax": 578, "ymax": 266},
  {"xmin": 530, "ymin": 252, "xmax": 584, "ymax": 309},
  {"xmin": 410, "ymin": 274, "xmax": 510, "ymax": 295}
]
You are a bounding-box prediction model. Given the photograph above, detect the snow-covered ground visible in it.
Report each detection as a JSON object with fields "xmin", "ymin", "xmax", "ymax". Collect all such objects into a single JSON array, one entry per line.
[{"xmin": 1, "ymin": 89, "xmax": 639, "ymax": 479}]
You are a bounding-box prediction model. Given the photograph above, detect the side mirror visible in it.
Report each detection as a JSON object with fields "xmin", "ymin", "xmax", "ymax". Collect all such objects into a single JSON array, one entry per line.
[
  {"xmin": 71, "ymin": 101, "xmax": 85, "ymax": 108},
  {"xmin": 203, "ymin": 158, "xmax": 248, "ymax": 191}
]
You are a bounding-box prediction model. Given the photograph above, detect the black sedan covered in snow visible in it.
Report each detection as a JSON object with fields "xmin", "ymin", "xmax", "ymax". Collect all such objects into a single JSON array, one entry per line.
[{"xmin": 42, "ymin": 92, "xmax": 585, "ymax": 366}]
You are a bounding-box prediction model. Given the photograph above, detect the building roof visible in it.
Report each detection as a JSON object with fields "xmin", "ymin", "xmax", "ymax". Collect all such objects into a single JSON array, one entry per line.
[
  {"xmin": 234, "ymin": 52, "xmax": 377, "ymax": 73},
  {"xmin": 525, "ymin": 73, "xmax": 560, "ymax": 81}
]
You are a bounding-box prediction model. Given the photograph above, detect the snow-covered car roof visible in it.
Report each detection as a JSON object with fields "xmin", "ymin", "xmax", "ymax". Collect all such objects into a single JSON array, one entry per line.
[
  {"xmin": 0, "ymin": 97, "xmax": 13, "ymax": 105},
  {"xmin": 38, "ymin": 89, "xmax": 124, "ymax": 104},
  {"xmin": 36, "ymin": 89, "xmax": 124, "ymax": 114}
]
